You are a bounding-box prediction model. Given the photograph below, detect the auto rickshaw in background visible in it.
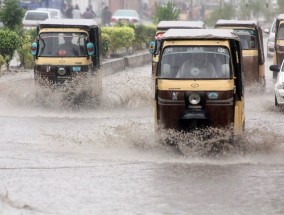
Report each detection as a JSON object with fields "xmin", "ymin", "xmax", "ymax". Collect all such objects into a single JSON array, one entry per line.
[
  {"xmin": 152, "ymin": 21, "xmax": 206, "ymax": 76},
  {"xmin": 271, "ymin": 14, "xmax": 284, "ymax": 79},
  {"xmin": 149, "ymin": 29, "xmax": 245, "ymax": 140},
  {"xmin": 31, "ymin": 19, "xmax": 102, "ymax": 97},
  {"xmin": 215, "ymin": 20, "xmax": 265, "ymax": 88}
]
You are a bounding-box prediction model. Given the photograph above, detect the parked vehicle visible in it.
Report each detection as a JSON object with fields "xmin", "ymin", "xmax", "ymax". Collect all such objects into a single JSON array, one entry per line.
[
  {"xmin": 215, "ymin": 20, "xmax": 265, "ymax": 88},
  {"xmin": 149, "ymin": 29, "xmax": 245, "ymax": 137},
  {"xmin": 270, "ymin": 61, "xmax": 284, "ymax": 106},
  {"xmin": 22, "ymin": 10, "xmax": 52, "ymax": 29},
  {"xmin": 110, "ymin": 9, "xmax": 140, "ymax": 25},
  {"xmin": 264, "ymin": 19, "xmax": 276, "ymax": 58},
  {"xmin": 36, "ymin": 8, "xmax": 64, "ymax": 19},
  {"xmin": 31, "ymin": 19, "xmax": 102, "ymax": 97}
]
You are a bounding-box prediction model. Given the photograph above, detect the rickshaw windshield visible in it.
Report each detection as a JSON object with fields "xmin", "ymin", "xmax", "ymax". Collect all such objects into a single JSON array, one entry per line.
[
  {"xmin": 159, "ymin": 46, "xmax": 231, "ymax": 79},
  {"xmin": 235, "ymin": 29, "xmax": 257, "ymax": 49},
  {"xmin": 38, "ymin": 32, "xmax": 88, "ymax": 57}
]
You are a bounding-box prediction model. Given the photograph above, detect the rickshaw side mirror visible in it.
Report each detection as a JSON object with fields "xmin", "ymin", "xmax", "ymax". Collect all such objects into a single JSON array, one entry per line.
[
  {"xmin": 270, "ymin": 65, "xmax": 280, "ymax": 72},
  {"xmin": 87, "ymin": 42, "xmax": 95, "ymax": 56},
  {"xmin": 149, "ymin": 40, "xmax": 156, "ymax": 54},
  {"xmin": 31, "ymin": 42, "xmax": 37, "ymax": 56}
]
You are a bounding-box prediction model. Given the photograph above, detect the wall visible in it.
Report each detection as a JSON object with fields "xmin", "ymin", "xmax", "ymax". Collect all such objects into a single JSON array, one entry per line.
[{"xmin": 102, "ymin": 51, "xmax": 151, "ymax": 76}]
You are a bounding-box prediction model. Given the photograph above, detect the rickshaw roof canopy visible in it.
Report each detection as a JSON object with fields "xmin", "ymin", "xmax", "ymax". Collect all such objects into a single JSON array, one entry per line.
[
  {"xmin": 157, "ymin": 21, "xmax": 205, "ymax": 30},
  {"xmin": 215, "ymin": 19, "xmax": 259, "ymax": 28},
  {"xmin": 162, "ymin": 29, "xmax": 240, "ymax": 41},
  {"xmin": 38, "ymin": 18, "xmax": 98, "ymax": 28}
]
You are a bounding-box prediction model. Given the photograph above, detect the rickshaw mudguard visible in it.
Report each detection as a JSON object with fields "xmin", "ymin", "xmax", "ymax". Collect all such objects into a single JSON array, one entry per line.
[{"xmin": 234, "ymin": 99, "xmax": 245, "ymax": 135}]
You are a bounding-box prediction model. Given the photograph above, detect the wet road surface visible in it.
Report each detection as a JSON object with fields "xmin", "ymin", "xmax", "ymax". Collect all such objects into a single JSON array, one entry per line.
[{"xmin": 0, "ymin": 55, "xmax": 284, "ymax": 214}]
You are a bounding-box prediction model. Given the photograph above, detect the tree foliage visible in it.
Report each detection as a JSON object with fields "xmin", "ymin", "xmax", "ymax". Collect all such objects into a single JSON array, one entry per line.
[
  {"xmin": 102, "ymin": 26, "xmax": 135, "ymax": 53},
  {"xmin": 0, "ymin": 29, "xmax": 22, "ymax": 69},
  {"xmin": 152, "ymin": 1, "xmax": 180, "ymax": 24},
  {"xmin": 0, "ymin": 0, "xmax": 24, "ymax": 30}
]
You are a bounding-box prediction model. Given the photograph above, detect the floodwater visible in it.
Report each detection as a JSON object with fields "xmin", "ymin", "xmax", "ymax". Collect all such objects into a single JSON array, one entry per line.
[{"xmin": 0, "ymin": 55, "xmax": 284, "ymax": 214}]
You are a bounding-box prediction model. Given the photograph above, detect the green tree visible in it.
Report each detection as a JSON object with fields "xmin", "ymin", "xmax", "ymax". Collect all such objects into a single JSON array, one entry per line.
[
  {"xmin": 153, "ymin": 1, "xmax": 180, "ymax": 24},
  {"xmin": 0, "ymin": 0, "xmax": 24, "ymax": 30},
  {"xmin": 0, "ymin": 29, "xmax": 22, "ymax": 70}
]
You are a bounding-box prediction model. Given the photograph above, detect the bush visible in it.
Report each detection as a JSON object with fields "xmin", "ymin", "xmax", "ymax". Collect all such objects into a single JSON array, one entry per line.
[
  {"xmin": 101, "ymin": 26, "xmax": 135, "ymax": 53},
  {"xmin": 131, "ymin": 24, "xmax": 156, "ymax": 49},
  {"xmin": 0, "ymin": 29, "xmax": 21, "ymax": 70},
  {"xmin": 0, "ymin": 55, "xmax": 5, "ymax": 69},
  {"xmin": 101, "ymin": 32, "xmax": 111, "ymax": 57},
  {"xmin": 17, "ymin": 29, "xmax": 36, "ymax": 69}
]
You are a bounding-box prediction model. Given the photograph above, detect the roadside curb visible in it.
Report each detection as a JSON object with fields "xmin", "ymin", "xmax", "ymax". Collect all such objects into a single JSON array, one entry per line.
[{"xmin": 102, "ymin": 51, "xmax": 151, "ymax": 76}]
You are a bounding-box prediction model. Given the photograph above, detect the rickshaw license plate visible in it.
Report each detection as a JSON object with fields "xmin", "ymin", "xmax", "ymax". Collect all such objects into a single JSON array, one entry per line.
[{"xmin": 72, "ymin": 67, "xmax": 81, "ymax": 72}]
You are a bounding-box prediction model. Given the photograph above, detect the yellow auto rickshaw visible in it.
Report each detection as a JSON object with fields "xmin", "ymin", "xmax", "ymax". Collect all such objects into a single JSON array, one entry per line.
[
  {"xmin": 31, "ymin": 19, "xmax": 102, "ymax": 96},
  {"xmin": 149, "ymin": 29, "xmax": 245, "ymax": 137},
  {"xmin": 215, "ymin": 20, "xmax": 265, "ymax": 88}
]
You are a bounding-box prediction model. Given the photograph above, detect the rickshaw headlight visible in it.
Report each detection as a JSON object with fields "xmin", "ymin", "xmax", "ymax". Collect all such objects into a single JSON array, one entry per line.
[
  {"xmin": 58, "ymin": 68, "xmax": 66, "ymax": 76},
  {"xmin": 189, "ymin": 93, "xmax": 201, "ymax": 105}
]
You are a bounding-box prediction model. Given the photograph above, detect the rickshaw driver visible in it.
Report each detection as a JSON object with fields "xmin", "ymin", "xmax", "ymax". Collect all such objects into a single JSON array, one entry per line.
[
  {"xmin": 58, "ymin": 35, "xmax": 79, "ymax": 56},
  {"xmin": 176, "ymin": 53, "xmax": 216, "ymax": 78}
]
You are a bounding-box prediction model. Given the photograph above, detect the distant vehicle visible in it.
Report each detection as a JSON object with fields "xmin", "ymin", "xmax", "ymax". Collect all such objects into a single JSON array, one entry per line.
[
  {"xmin": 264, "ymin": 19, "xmax": 276, "ymax": 58},
  {"xmin": 22, "ymin": 10, "xmax": 52, "ymax": 29},
  {"xmin": 215, "ymin": 20, "xmax": 266, "ymax": 88},
  {"xmin": 155, "ymin": 21, "xmax": 206, "ymax": 39},
  {"xmin": 270, "ymin": 61, "xmax": 284, "ymax": 106},
  {"xmin": 271, "ymin": 14, "xmax": 284, "ymax": 79},
  {"xmin": 110, "ymin": 9, "xmax": 140, "ymax": 25},
  {"xmin": 36, "ymin": 8, "xmax": 64, "ymax": 19}
]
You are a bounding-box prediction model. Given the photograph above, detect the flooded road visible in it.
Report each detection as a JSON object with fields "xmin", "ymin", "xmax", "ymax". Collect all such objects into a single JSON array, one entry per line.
[{"xmin": 0, "ymin": 55, "xmax": 284, "ymax": 215}]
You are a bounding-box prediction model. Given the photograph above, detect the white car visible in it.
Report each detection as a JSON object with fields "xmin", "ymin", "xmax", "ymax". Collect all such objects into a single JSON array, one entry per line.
[
  {"xmin": 110, "ymin": 9, "xmax": 141, "ymax": 25},
  {"xmin": 22, "ymin": 10, "xmax": 52, "ymax": 29},
  {"xmin": 264, "ymin": 20, "xmax": 276, "ymax": 58},
  {"xmin": 270, "ymin": 62, "xmax": 284, "ymax": 106}
]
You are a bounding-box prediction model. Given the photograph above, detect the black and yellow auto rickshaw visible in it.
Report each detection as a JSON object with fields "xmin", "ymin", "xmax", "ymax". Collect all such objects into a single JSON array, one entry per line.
[
  {"xmin": 31, "ymin": 19, "xmax": 102, "ymax": 96},
  {"xmin": 215, "ymin": 20, "xmax": 265, "ymax": 87},
  {"xmin": 149, "ymin": 29, "xmax": 245, "ymax": 137}
]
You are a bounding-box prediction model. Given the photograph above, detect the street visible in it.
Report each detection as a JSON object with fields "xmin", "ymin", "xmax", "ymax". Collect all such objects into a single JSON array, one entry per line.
[{"xmin": 0, "ymin": 42, "xmax": 284, "ymax": 214}]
